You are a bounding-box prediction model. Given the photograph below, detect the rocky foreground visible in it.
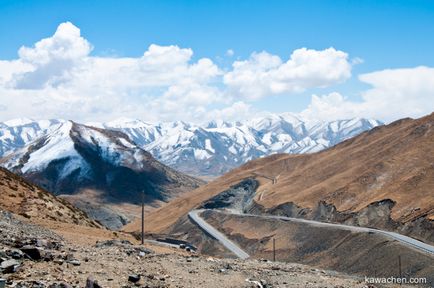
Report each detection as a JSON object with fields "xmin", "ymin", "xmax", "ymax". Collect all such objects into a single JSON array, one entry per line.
[{"xmin": 0, "ymin": 211, "xmax": 416, "ymax": 288}]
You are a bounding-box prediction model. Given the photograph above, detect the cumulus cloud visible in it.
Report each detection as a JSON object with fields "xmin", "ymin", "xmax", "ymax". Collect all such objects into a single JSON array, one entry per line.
[
  {"xmin": 12, "ymin": 22, "xmax": 92, "ymax": 89},
  {"xmin": 5, "ymin": 22, "xmax": 429, "ymax": 124},
  {"xmin": 301, "ymin": 66, "xmax": 434, "ymax": 122},
  {"xmin": 224, "ymin": 47, "xmax": 352, "ymax": 100},
  {"xmin": 0, "ymin": 22, "xmax": 225, "ymax": 122},
  {"xmin": 206, "ymin": 101, "xmax": 255, "ymax": 122},
  {"xmin": 0, "ymin": 22, "xmax": 359, "ymax": 123}
]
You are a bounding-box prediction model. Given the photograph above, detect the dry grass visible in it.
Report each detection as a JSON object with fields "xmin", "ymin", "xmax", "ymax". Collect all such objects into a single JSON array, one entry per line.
[
  {"xmin": 132, "ymin": 113, "xmax": 434, "ymax": 233},
  {"xmin": 0, "ymin": 167, "xmax": 101, "ymax": 229}
]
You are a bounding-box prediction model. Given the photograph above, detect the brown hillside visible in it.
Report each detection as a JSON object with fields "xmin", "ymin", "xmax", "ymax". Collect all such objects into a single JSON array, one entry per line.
[
  {"xmin": 130, "ymin": 113, "xmax": 434, "ymax": 238},
  {"xmin": 0, "ymin": 167, "xmax": 101, "ymax": 228}
]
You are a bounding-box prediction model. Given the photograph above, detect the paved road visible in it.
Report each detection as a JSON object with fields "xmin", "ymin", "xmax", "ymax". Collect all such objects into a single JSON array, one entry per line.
[
  {"xmin": 240, "ymin": 212, "xmax": 434, "ymax": 255},
  {"xmin": 188, "ymin": 210, "xmax": 250, "ymax": 259},
  {"xmin": 188, "ymin": 209, "xmax": 434, "ymax": 259}
]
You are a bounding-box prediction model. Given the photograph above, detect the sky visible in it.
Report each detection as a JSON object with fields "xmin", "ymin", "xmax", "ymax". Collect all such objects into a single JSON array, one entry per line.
[{"xmin": 0, "ymin": 0, "xmax": 433, "ymax": 123}]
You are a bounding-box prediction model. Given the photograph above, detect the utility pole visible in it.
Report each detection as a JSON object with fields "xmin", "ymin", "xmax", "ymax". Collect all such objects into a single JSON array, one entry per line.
[
  {"xmin": 141, "ymin": 190, "xmax": 145, "ymax": 245},
  {"xmin": 273, "ymin": 238, "xmax": 276, "ymax": 261},
  {"xmin": 398, "ymin": 255, "xmax": 402, "ymax": 284}
]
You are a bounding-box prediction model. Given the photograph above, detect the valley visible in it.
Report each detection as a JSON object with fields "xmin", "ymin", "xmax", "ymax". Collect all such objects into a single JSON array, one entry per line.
[
  {"xmin": 124, "ymin": 113, "xmax": 434, "ymax": 286},
  {"xmin": 1, "ymin": 113, "xmax": 433, "ymax": 287},
  {"xmin": 2, "ymin": 3, "xmax": 433, "ymax": 287},
  {"xmin": 0, "ymin": 169, "xmax": 412, "ymax": 288}
]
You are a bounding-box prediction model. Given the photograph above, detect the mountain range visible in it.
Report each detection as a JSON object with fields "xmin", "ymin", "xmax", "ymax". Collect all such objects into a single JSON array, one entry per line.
[
  {"xmin": 0, "ymin": 115, "xmax": 381, "ymax": 178},
  {"xmin": 138, "ymin": 113, "xmax": 434, "ymax": 245},
  {"xmin": 0, "ymin": 121, "xmax": 203, "ymax": 229}
]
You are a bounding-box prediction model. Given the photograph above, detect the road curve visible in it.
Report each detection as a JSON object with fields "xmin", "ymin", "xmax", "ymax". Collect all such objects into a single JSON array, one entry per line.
[
  {"xmin": 188, "ymin": 210, "xmax": 250, "ymax": 259},
  {"xmin": 240, "ymin": 212, "xmax": 434, "ymax": 255},
  {"xmin": 188, "ymin": 209, "xmax": 434, "ymax": 259}
]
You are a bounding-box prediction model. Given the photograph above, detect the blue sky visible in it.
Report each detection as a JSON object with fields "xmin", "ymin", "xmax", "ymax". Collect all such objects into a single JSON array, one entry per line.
[{"xmin": 0, "ymin": 0, "xmax": 433, "ymax": 123}]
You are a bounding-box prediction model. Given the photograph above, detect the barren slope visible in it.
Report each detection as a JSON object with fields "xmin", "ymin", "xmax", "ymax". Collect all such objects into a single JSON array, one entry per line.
[
  {"xmin": 133, "ymin": 113, "xmax": 434, "ymax": 243},
  {"xmin": 0, "ymin": 167, "xmax": 100, "ymax": 228}
]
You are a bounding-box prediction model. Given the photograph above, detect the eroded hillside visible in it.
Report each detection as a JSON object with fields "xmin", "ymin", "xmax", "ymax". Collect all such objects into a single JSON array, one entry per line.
[
  {"xmin": 0, "ymin": 167, "xmax": 100, "ymax": 228},
  {"xmin": 135, "ymin": 113, "xmax": 434, "ymax": 244}
]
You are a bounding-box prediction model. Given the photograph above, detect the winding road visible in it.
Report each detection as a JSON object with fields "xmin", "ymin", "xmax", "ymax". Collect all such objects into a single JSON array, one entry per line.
[
  {"xmin": 188, "ymin": 210, "xmax": 249, "ymax": 259},
  {"xmin": 188, "ymin": 209, "xmax": 434, "ymax": 259}
]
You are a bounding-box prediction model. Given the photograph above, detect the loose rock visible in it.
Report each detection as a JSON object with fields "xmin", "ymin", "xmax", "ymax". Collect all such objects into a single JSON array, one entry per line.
[
  {"xmin": 128, "ymin": 274, "xmax": 141, "ymax": 283},
  {"xmin": 85, "ymin": 275, "xmax": 102, "ymax": 288},
  {"xmin": 1, "ymin": 259, "xmax": 20, "ymax": 273}
]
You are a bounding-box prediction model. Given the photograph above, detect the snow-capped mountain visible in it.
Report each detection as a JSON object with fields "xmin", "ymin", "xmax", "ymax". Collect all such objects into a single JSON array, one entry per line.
[
  {"xmin": 0, "ymin": 115, "xmax": 382, "ymax": 177},
  {"xmin": 101, "ymin": 115, "xmax": 382, "ymax": 177},
  {"xmin": 0, "ymin": 121, "xmax": 202, "ymax": 201},
  {"xmin": 0, "ymin": 118, "xmax": 65, "ymax": 156},
  {"xmin": 0, "ymin": 121, "xmax": 203, "ymax": 229}
]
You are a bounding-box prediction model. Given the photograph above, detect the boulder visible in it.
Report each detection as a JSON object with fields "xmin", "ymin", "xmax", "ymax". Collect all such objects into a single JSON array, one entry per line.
[
  {"xmin": 6, "ymin": 249, "xmax": 24, "ymax": 259},
  {"xmin": 1, "ymin": 259, "xmax": 20, "ymax": 273},
  {"xmin": 20, "ymin": 245, "xmax": 43, "ymax": 260}
]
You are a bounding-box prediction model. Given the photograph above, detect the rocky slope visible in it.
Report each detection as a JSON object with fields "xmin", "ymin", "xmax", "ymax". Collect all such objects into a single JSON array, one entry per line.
[
  {"xmin": 0, "ymin": 115, "xmax": 380, "ymax": 177},
  {"xmin": 0, "ymin": 211, "xmax": 411, "ymax": 288},
  {"xmin": 0, "ymin": 167, "xmax": 100, "ymax": 228},
  {"xmin": 137, "ymin": 112, "xmax": 434, "ymax": 244}
]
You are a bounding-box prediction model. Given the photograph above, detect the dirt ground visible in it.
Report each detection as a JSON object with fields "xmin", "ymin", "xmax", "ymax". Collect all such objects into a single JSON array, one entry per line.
[{"xmin": 1, "ymin": 210, "xmax": 421, "ymax": 288}]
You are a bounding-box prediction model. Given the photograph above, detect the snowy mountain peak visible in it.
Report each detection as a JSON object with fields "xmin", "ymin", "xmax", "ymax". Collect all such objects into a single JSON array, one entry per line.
[
  {"xmin": 0, "ymin": 115, "xmax": 382, "ymax": 177},
  {"xmin": 206, "ymin": 120, "xmax": 233, "ymax": 129},
  {"xmin": 0, "ymin": 120, "xmax": 203, "ymax": 230},
  {"xmin": 103, "ymin": 117, "xmax": 154, "ymax": 129},
  {"xmin": 3, "ymin": 117, "xmax": 36, "ymax": 127}
]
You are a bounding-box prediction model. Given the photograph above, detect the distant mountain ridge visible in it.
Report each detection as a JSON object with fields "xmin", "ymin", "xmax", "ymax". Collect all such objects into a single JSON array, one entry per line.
[
  {"xmin": 0, "ymin": 121, "xmax": 202, "ymax": 202},
  {"xmin": 0, "ymin": 115, "xmax": 381, "ymax": 177},
  {"xmin": 0, "ymin": 121, "xmax": 204, "ymax": 229},
  {"xmin": 138, "ymin": 112, "xmax": 434, "ymax": 245}
]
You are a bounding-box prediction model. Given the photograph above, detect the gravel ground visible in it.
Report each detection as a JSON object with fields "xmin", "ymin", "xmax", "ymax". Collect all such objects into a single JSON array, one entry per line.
[{"xmin": 0, "ymin": 211, "xmax": 419, "ymax": 288}]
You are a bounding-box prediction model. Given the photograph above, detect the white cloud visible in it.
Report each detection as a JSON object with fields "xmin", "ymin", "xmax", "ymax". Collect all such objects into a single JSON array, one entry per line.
[
  {"xmin": 300, "ymin": 92, "xmax": 365, "ymax": 122},
  {"xmin": 0, "ymin": 22, "xmax": 224, "ymax": 122},
  {"xmin": 206, "ymin": 101, "xmax": 255, "ymax": 122},
  {"xmin": 224, "ymin": 47, "xmax": 352, "ymax": 100},
  {"xmin": 12, "ymin": 22, "xmax": 92, "ymax": 89},
  {"xmin": 18, "ymin": 22, "xmax": 91, "ymax": 66},
  {"xmin": 1, "ymin": 22, "xmax": 355, "ymax": 123},
  {"xmin": 4, "ymin": 22, "xmax": 430, "ymax": 124},
  {"xmin": 301, "ymin": 66, "xmax": 434, "ymax": 122},
  {"xmin": 226, "ymin": 49, "xmax": 234, "ymax": 57}
]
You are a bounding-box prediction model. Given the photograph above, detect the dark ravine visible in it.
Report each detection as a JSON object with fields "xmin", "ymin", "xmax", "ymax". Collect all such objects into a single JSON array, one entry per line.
[
  {"xmin": 199, "ymin": 178, "xmax": 259, "ymax": 213},
  {"xmin": 59, "ymin": 195, "xmax": 131, "ymax": 230}
]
